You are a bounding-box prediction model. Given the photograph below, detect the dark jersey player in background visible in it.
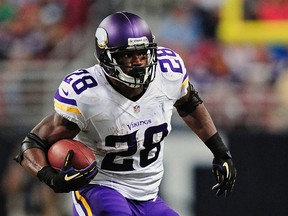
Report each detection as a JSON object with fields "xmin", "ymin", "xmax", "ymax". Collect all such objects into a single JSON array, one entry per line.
[{"xmin": 15, "ymin": 11, "xmax": 236, "ymax": 216}]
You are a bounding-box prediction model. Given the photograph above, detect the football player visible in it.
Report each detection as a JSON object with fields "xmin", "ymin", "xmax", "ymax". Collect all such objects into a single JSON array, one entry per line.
[{"xmin": 15, "ymin": 11, "xmax": 236, "ymax": 215}]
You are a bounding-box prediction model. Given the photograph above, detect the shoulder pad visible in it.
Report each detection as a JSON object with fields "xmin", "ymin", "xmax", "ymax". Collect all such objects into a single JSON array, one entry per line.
[
  {"xmin": 54, "ymin": 68, "xmax": 99, "ymax": 129},
  {"xmin": 62, "ymin": 68, "xmax": 98, "ymax": 96}
]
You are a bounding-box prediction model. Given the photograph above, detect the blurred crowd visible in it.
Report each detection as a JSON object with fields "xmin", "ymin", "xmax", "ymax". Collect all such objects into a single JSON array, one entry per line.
[
  {"xmin": 156, "ymin": 1, "xmax": 288, "ymax": 132},
  {"xmin": 244, "ymin": 0, "xmax": 288, "ymax": 20},
  {"xmin": 0, "ymin": 0, "xmax": 92, "ymax": 60},
  {"xmin": 0, "ymin": 1, "xmax": 93, "ymax": 216}
]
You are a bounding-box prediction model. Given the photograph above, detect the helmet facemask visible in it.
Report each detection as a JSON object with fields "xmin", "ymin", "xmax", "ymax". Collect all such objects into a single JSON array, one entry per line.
[{"xmin": 100, "ymin": 42, "xmax": 157, "ymax": 88}]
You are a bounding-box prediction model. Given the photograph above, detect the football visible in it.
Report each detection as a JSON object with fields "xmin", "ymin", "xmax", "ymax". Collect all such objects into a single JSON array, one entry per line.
[{"xmin": 47, "ymin": 139, "xmax": 96, "ymax": 170}]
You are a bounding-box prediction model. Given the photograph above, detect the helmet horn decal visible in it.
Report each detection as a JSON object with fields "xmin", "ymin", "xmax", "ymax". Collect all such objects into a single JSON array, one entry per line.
[{"xmin": 95, "ymin": 28, "xmax": 108, "ymax": 49}]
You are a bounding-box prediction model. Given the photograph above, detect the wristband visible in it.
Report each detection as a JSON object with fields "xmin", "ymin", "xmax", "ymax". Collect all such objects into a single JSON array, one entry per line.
[
  {"xmin": 205, "ymin": 132, "xmax": 230, "ymax": 159},
  {"xmin": 37, "ymin": 166, "xmax": 56, "ymax": 184}
]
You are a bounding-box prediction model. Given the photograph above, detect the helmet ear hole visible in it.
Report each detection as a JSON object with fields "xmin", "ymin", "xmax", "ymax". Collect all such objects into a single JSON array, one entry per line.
[{"xmin": 94, "ymin": 11, "xmax": 157, "ymax": 88}]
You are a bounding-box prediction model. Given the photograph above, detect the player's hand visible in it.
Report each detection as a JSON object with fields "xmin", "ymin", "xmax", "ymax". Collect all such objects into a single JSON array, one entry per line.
[
  {"xmin": 37, "ymin": 150, "xmax": 98, "ymax": 193},
  {"xmin": 212, "ymin": 152, "xmax": 236, "ymax": 197}
]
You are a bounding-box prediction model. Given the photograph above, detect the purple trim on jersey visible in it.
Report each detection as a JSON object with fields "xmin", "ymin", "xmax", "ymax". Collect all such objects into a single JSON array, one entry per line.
[
  {"xmin": 72, "ymin": 184, "xmax": 179, "ymax": 216},
  {"xmin": 54, "ymin": 89, "xmax": 77, "ymax": 106},
  {"xmin": 182, "ymin": 70, "xmax": 188, "ymax": 82}
]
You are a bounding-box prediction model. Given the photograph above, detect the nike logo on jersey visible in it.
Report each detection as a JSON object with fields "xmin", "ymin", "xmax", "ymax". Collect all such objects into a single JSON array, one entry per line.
[
  {"xmin": 62, "ymin": 88, "xmax": 69, "ymax": 96},
  {"xmin": 64, "ymin": 173, "xmax": 80, "ymax": 181}
]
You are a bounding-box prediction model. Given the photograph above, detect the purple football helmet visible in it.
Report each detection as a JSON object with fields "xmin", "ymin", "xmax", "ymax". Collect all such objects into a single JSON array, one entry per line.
[{"xmin": 95, "ymin": 11, "xmax": 157, "ymax": 88}]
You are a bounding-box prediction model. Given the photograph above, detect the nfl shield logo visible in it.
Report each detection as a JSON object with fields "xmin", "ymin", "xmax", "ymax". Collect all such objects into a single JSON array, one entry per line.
[{"xmin": 133, "ymin": 105, "xmax": 140, "ymax": 113}]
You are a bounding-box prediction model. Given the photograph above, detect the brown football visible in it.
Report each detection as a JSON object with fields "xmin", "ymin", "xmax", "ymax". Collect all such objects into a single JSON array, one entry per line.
[{"xmin": 48, "ymin": 139, "xmax": 95, "ymax": 170}]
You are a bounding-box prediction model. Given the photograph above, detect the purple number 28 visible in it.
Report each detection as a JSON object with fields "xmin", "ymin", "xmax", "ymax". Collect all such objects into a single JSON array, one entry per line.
[{"xmin": 157, "ymin": 48, "xmax": 183, "ymax": 73}]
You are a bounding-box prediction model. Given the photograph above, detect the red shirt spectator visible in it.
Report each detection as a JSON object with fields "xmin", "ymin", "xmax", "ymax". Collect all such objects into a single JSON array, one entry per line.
[{"xmin": 257, "ymin": 0, "xmax": 288, "ymax": 20}]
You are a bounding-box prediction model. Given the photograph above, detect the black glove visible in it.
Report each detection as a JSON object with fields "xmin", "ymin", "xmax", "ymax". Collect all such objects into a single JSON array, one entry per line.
[
  {"xmin": 212, "ymin": 151, "xmax": 237, "ymax": 197},
  {"xmin": 37, "ymin": 150, "xmax": 98, "ymax": 193}
]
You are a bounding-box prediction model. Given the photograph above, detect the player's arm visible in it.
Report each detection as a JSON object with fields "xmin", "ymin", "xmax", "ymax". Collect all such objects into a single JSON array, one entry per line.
[
  {"xmin": 174, "ymin": 83, "xmax": 215, "ymax": 140},
  {"xmin": 16, "ymin": 112, "xmax": 97, "ymax": 193},
  {"xmin": 174, "ymin": 83, "xmax": 237, "ymax": 197},
  {"xmin": 18, "ymin": 112, "xmax": 80, "ymax": 176}
]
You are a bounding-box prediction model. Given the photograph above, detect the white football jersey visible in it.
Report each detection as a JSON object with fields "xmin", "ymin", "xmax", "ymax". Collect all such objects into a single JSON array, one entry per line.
[{"xmin": 54, "ymin": 47, "xmax": 189, "ymax": 200}]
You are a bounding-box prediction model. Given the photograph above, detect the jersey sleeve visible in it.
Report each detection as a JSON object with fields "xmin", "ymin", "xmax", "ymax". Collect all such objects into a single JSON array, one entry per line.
[
  {"xmin": 54, "ymin": 69, "xmax": 97, "ymax": 130},
  {"xmin": 157, "ymin": 47, "xmax": 189, "ymax": 100}
]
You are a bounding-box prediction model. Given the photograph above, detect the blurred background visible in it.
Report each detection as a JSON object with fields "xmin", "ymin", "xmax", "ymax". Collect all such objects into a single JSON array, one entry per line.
[{"xmin": 1, "ymin": 0, "xmax": 288, "ymax": 215}]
